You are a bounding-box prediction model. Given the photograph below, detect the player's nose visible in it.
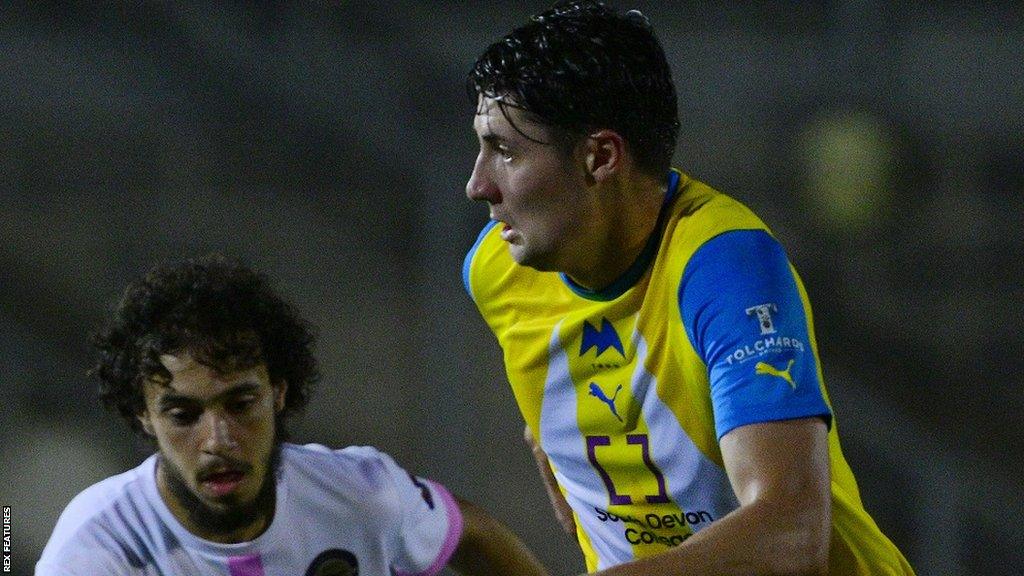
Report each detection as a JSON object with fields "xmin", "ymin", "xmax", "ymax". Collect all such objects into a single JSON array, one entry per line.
[
  {"xmin": 466, "ymin": 154, "xmax": 500, "ymax": 204},
  {"xmin": 200, "ymin": 412, "xmax": 239, "ymax": 453}
]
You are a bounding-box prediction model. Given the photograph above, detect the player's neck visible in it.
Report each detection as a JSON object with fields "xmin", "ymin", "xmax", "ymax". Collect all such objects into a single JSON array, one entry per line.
[
  {"xmin": 187, "ymin": 511, "xmax": 270, "ymax": 544},
  {"xmin": 564, "ymin": 175, "xmax": 666, "ymax": 291}
]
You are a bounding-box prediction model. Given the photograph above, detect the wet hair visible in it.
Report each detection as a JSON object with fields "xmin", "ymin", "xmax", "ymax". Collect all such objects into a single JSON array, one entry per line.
[
  {"xmin": 90, "ymin": 254, "xmax": 319, "ymax": 439},
  {"xmin": 468, "ymin": 0, "xmax": 680, "ymax": 180}
]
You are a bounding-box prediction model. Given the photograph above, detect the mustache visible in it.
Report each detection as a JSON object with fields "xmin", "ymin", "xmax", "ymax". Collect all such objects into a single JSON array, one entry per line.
[{"xmin": 195, "ymin": 457, "xmax": 253, "ymax": 481}]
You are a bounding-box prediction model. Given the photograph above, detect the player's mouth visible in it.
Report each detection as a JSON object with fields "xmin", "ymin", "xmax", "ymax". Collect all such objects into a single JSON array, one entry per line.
[
  {"xmin": 198, "ymin": 467, "xmax": 248, "ymax": 498},
  {"xmin": 498, "ymin": 221, "xmax": 519, "ymax": 244}
]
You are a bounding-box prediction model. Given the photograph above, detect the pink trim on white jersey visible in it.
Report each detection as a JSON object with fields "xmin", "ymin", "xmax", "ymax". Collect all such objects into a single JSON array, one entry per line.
[{"xmin": 395, "ymin": 480, "xmax": 463, "ymax": 576}]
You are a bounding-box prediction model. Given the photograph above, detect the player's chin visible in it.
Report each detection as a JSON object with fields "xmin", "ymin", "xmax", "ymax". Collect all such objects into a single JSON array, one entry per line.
[
  {"xmin": 507, "ymin": 241, "xmax": 542, "ymax": 267},
  {"xmin": 507, "ymin": 243, "xmax": 530, "ymax": 264},
  {"xmin": 510, "ymin": 246, "xmax": 560, "ymax": 273},
  {"xmin": 199, "ymin": 489, "xmax": 256, "ymax": 513}
]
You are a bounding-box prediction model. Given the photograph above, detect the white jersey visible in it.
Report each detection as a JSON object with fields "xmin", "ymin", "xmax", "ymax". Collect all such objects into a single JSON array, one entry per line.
[{"xmin": 36, "ymin": 443, "xmax": 462, "ymax": 576}]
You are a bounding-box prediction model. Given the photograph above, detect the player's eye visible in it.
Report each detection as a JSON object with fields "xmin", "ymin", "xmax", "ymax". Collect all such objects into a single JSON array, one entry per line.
[
  {"xmin": 226, "ymin": 396, "xmax": 257, "ymax": 414},
  {"xmin": 483, "ymin": 137, "xmax": 514, "ymax": 162},
  {"xmin": 166, "ymin": 407, "xmax": 200, "ymax": 426}
]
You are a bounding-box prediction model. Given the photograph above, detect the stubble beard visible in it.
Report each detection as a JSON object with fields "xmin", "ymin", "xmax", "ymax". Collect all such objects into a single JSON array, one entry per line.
[{"xmin": 160, "ymin": 437, "xmax": 282, "ymax": 537}]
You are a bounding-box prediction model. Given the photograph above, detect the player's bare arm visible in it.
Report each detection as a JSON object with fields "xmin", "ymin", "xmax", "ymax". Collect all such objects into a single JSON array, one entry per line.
[
  {"xmin": 448, "ymin": 496, "xmax": 549, "ymax": 576},
  {"xmin": 585, "ymin": 417, "xmax": 831, "ymax": 576},
  {"xmin": 524, "ymin": 425, "xmax": 577, "ymax": 536}
]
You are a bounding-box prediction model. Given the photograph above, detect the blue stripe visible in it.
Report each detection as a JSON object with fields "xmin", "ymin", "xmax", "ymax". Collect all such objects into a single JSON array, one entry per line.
[{"xmin": 462, "ymin": 219, "xmax": 499, "ymax": 301}]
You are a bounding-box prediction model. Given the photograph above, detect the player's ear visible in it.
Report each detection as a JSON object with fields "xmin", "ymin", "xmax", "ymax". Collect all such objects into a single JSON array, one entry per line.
[
  {"xmin": 584, "ymin": 129, "xmax": 626, "ymax": 183},
  {"xmin": 273, "ymin": 380, "xmax": 288, "ymax": 413},
  {"xmin": 137, "ymin": 411, "xmax": 155, "ymax": 437}
]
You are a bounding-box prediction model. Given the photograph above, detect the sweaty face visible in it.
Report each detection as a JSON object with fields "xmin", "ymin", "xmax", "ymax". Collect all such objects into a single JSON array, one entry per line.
[
  {"xmin": 138, "ymin": 352, "xmax": 286, "ymax": 542},
  {"xmin": 466, "ymin": 96, "xmax": 590, "ymax": 271}
]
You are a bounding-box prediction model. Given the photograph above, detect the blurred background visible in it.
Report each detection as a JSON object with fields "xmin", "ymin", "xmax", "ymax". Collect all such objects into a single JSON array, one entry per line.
[{"xmin": 1, "ymin": 1, "xmax": 1021, "ymax": 574}]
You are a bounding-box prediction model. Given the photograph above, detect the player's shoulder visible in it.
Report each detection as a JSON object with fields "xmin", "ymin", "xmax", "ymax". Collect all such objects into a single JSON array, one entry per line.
[
  {"xmin": 668, "ymin": 172, "xmax": 770, "ymax": 242},
  {"xmin": 48, "ymin": 456, "xmax": 153, "ymax": 537},
  {"xmin": 649, "ymin": 172, "xmax": 779, "ymax": 297},
  {"xmin": 38, "ymin": 456, "xmax": 156, "ymax": 569},
  {"xmin": 462, "ymin": 219, "xmax": 509, "ymax": 303},
  {"xmin": 462, "ymin": 217, "xmax": 557, "ymax": 326},
  {"xmin": 282, "ymin": 442, "xmax": 407, "ymax": 495}
]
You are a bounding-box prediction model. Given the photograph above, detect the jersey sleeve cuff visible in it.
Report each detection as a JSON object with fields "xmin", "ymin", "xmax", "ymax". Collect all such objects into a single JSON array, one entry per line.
[
  {"xmin": 394, "ymin": 480, "xmax": 464, "ymax": 576},
  {"xmin": 716, "ymin": 405, "xmax": 833, "ymax": 440}
]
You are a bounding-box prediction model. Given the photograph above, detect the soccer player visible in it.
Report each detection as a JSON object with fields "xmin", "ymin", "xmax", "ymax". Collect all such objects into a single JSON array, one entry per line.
[
  {"xmin": 37, "ymin": 255, "xmax": 547, "ymax": 576},
  {"xmin": 461, "ymin": 2, "xmax": 915, "ymax": 574}
]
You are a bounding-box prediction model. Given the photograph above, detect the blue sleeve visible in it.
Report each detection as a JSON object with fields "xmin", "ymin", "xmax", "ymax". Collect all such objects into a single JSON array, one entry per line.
[
  {"xmin": 462, "ymin": 220, "xmax": 499, "ymax": 301},
  {"xmin": 678, "ymin": 230, "xmax": 832, "ymax": 439}
]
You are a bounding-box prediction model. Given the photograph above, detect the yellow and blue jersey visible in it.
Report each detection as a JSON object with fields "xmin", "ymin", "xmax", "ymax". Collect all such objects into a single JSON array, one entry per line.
[{"xmin": 463, "ymin": 170, "xmax": 914, "ymax": 574}]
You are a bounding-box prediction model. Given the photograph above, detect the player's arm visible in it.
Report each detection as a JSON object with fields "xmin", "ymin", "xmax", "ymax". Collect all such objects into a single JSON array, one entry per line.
[
  {"xmin": 592, "ymin": 228, "xmax": 833, "ymax": 574},
  {"xmin": 587, "ymin": 416, "xmax": 831, "ymax": 576},
  {"xmin": 448, "ymin": 496, "xmax": 549, "ymax": 576},
  {"xmin": 524, "ymin": 425, "xmax": 577, "ymax": 535}
]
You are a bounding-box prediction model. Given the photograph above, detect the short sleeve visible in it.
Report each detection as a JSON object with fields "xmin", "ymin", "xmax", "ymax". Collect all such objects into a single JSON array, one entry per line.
[
  {"xmin": 370, "ymin": 451, "xmax": 464, "ymax": 576},
  {"xmin": 678, "ymin": 230, "xmax": 832, "ymax": 439}
]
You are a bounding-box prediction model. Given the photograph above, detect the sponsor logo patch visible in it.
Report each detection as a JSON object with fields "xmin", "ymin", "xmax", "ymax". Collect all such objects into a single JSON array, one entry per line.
[{"xmin": 745, "ymin": 303, "xmax": 778, "ymax": 335}]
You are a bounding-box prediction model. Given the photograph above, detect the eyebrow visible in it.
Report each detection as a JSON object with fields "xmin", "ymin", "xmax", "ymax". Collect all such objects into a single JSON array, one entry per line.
[
  {"xmin": 481, "ymin": 133, "xmax": 510, "ymax": 147},
  {"xmin": 156, "ymin": 382, "xmax": 261, "ymax": 410}
]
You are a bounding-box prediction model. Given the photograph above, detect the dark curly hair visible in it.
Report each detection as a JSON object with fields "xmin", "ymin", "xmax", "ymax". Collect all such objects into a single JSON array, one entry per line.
[
  {"xmin": 90, "ymin": 254, "xmax": 319, "ymax": 440},
  {"xmin": 468, "ymin": 0, "xmax": 680, "ymax": 181}
]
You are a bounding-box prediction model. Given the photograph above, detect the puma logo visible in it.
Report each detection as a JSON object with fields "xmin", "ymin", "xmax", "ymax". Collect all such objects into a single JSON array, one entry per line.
[
  {"xmin": 755, "ymin": 359, "xmax": 796, "ymax": 389},
  {"xmin": 589, "ymin": 383, "xmax": 623, "ymax": 421}
]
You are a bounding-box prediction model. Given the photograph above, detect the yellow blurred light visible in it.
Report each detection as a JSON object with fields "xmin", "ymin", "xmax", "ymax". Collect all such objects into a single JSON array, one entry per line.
[{"xmin": 797, "ymin": 111, "xmax": 896, "ymax": 232}]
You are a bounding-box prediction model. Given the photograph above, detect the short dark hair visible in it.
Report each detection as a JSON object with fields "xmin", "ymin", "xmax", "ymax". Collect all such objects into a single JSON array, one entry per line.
[
  {"xmin": 468, "ymin": 0, "xmax": 680, "ymax": 180},
  {"xmin": 90, "ymin": 254, "xmax": 319, "ymax": 438}
]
